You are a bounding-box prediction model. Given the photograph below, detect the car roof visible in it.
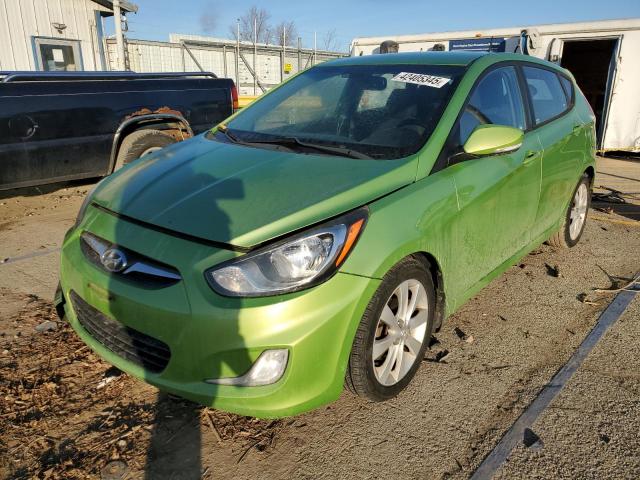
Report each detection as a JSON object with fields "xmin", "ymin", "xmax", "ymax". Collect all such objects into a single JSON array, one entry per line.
[
  {"xmin": 319, "ymin": 52, "xmax": 568, "ymax": 72},
  {"xmin": 320, "ymin": 51, "xmax": 489, "ymax": 67}
]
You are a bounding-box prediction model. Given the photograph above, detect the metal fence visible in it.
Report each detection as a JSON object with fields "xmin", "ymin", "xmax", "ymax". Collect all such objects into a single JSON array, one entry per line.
[{"xmin": 105, "ymin": 36, "xmax": 346, "ymax": 96}]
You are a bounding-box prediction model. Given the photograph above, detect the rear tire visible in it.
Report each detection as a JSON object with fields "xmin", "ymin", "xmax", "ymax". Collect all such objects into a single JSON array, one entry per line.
[
  {"xmin": 114, "ymin": 129, "xmax": 176, "ymax": 171},
  {"xmin": 548, "ymin": 173, "xmax": 591, "ymax": 248},
  {"xmin": 346, "ymin": 256, "xmax": 435, "ymax": 401}
]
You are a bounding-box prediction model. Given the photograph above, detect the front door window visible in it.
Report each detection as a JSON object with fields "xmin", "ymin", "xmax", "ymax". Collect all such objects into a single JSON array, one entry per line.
[{"xmin": 458, "ymin": 66, "xmax": 526, "ymax": 147}]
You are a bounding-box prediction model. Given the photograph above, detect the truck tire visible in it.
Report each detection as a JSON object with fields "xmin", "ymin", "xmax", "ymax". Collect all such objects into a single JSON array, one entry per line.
[{"xmin": 114, "ymin": 129, "xmax": 176, "ymax": 171}]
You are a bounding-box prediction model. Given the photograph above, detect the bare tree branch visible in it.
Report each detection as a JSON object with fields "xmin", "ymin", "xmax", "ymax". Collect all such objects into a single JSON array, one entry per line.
[
  {"xmin": 322, "ymin": 28, "xmax": 340, "ymax": 51},
  {"xmin": 273, "ymin": 20, "xmax": 298, "ymax": 47},
  {"xmin": 228, "ymin": 6, "xmax": 273, "ymax": 44}
]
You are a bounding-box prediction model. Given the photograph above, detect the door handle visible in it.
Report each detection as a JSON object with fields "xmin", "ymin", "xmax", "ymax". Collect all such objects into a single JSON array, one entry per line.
[
  {"xmin": 522, "ymin": 150, "xmax": 540, "ymax": 165},
  {"xmin": 572, "ymin": 124, "xmax": 582, "ymax": 134}
]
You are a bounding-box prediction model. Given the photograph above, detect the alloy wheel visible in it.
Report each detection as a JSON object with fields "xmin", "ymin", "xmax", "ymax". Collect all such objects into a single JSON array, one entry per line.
[
  {"xmin": 569, "ymin": 183, "xmax": 588, "ymax": 240},
  {"xmin": 372, "ymin": 279, "xmax": 429, "ymax": 386}
]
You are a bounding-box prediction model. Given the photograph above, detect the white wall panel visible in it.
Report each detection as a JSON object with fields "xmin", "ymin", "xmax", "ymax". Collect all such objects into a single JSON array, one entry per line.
[
  {"xmin": 3, "ymin": 0, "xmax": 31, "ymax": 70},
  {"xmin": 0, "ymin": 0, "xmax": 111, "ymax": 71},
  {"xmin": 109, "ymin": 36, "xmax": 344, "ymax": 96}
]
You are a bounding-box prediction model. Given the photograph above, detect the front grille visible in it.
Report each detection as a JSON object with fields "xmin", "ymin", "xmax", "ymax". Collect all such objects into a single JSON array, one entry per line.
[
  {"xmin": 80, "ymin": 232, "xmax": 182, "ymax": 289},
  {"xmin": 70, "ymin": 291, "xmax": 171, "ymax": 373}
]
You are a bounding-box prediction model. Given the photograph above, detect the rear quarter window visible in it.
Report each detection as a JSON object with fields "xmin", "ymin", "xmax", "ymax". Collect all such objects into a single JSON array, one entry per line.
[
  {"xmin": 523, "ymin": 66, "xmax": 569, "ymax": 125},
  {"xmin": 558, "ymin": 75, "xmax": 574, "ymax": 104}
]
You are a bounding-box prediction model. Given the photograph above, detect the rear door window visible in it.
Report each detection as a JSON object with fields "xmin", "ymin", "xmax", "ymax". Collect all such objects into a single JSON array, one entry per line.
[{"xmin": 523, "ymin": 66, "xmax": 569, "ymax": 125}]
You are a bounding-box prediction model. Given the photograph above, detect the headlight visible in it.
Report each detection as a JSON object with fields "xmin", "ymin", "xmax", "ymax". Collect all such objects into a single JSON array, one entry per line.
[
  {"xmin": 74, "ymin": 193, "xmax": 92, "ymax": 227},
  {"xmin": 206, "ymin": 207, "xmax": 368, "ymax": 297},
  {"xmin": 74, "ymin": 179, "xmax": 105, "ymax": 227}
]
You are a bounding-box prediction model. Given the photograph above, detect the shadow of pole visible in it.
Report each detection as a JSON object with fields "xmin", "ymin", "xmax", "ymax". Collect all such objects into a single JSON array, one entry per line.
[
  {"xmin": 143, "ymin": 393, "xmax": 203, "ymax": 480},
  {"xmin": 102, "ymin": 141, "xmax": 250, "ymax": 479}
]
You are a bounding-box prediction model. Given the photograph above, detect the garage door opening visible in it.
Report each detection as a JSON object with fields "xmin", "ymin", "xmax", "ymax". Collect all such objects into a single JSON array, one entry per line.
[{"xmin": 560, "ymin": 38, "xmax": 618, "ymax": 147}]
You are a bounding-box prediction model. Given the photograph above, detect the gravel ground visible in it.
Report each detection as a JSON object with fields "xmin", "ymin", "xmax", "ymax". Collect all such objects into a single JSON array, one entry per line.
[
  {"xmin": 495, "ymin": 296, "xmax": 640, "ymax": 479},
  {"xmin": 1, "ymin": 175, "xmax": 639, "ymax": 479}
]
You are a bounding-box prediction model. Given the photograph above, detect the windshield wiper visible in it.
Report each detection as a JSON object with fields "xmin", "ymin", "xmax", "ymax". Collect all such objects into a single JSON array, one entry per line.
[
  {"xmin": 217, "ymin": 124, "xmax": 248, "ymax": 145},
  {"xmin": 248, "ymin": 136, "xmax": 372, "ymax": 160},
  {"xmin": 217, "ymin": 126, "xmax": 372, "ymax": 160},
  {"xmin": 217, "ymin": 125, "xmax": 299, "ymax": 153}
]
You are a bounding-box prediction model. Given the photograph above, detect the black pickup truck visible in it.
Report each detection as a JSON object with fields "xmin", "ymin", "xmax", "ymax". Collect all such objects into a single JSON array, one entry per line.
[{"xmin": 0, "ymin": 71, "xmax": 237, "ymax": 190}]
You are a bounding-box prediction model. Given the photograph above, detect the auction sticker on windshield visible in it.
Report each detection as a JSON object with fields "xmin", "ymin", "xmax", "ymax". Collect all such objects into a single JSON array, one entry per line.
[{"xmin": 391, "ymin": 72, "xmax": 451, "ymax": 88}]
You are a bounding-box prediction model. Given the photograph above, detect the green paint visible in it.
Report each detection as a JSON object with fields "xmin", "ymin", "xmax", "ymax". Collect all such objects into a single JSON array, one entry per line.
[
  {"xmin": 463, "ymin": 125, "xmax": 524, "ymax": 156},
  {"xmin": 59, "ymin": 52, "xmax": 596, "ymax": 418}
]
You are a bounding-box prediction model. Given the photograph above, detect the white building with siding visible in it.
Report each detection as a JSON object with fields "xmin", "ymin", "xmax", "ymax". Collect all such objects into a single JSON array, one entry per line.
[
  {"xmin": 0, "ymin": 0, "xmax": 136, "ymax": 71},
  {"xmin": 0, "ymin": 1, "xmax": 344, "ymax": 95}
]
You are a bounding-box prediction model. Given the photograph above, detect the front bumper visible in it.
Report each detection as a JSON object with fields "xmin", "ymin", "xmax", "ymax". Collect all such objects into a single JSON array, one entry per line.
[{"xmin": 58, "ymin": 206, "xmax": 380, "ymax": 418}]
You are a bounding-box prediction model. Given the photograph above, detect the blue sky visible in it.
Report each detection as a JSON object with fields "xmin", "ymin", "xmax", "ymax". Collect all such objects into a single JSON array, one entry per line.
[{"xmin": 113, "ymin": 0, "xmax": 640, "ymax": 51}]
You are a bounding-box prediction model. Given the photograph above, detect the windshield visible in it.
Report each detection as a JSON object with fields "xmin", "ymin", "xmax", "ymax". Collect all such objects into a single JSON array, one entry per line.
[{"xmin": 216, "ymin": 64, "xmax": 465, "ymax": 159}]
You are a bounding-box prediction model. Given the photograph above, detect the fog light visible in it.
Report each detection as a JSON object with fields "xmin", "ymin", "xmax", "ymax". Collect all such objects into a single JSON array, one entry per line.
[{"xmin": 206, "ymin": 349, "xmax": 288, "ymax": 387}]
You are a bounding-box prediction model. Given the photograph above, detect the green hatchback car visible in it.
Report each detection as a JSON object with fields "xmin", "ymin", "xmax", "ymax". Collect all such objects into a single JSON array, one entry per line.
[{"xmin": 57, "ymin": 51, "xmax": 595, "ymax": 418}]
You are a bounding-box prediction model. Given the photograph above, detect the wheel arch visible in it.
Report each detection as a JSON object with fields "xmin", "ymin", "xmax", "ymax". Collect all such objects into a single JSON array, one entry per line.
[
  {"xmin": 559, "ymin": 164, "xmax": 596, "ymax": 217},
  {"xmin": 584, "ymin": 165, "xmax": 595, "ymax": 186},
  {"xmin": 409, "ymin": 251, "xmax": 447, "ymax": 331},
  {"xmin": 109, "ymin": 113, "xmax": 193, "ymax": 173}
]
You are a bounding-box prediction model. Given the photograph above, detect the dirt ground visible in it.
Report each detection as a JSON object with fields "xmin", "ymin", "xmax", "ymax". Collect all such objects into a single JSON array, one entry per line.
[{"xmin": 1, "ymin": 158, "xmax": 639, "ymax": 479}]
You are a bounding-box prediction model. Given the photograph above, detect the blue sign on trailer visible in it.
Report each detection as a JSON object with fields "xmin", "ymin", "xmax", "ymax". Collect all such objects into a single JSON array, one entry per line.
[{"xmin": 449, "ymin": 38, "xmax": 506, "ymax": 52}]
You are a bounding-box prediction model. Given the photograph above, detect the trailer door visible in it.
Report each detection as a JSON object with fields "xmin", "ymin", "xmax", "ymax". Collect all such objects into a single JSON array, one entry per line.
[
  {"xmin": 599, "ymin": 37, "xmax": 621, "ymax": 150},
  {"xmin": 559, "ymin": 37, "xmax": 620, "ymax": 149}
]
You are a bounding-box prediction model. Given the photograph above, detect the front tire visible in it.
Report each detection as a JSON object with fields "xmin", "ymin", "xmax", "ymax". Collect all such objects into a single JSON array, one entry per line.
[
  {"xmin": 548, "ymin": 173, "xmax": 591, "ymax": 248},
  {"xmin": 346, "ymin": 256, "xmax": 435, "ymax": 401}
]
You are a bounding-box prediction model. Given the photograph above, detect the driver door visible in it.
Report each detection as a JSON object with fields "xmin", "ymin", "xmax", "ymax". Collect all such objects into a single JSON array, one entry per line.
[{"xmin": 445, "ymin": 65, "xmax": 542, "ymax": 301}]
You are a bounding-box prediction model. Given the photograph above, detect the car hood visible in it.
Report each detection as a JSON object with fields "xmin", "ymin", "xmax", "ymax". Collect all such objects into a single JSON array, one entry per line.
[{"xmin": 92, "ymin": 134, "xmax": 417, "ymax": 248}]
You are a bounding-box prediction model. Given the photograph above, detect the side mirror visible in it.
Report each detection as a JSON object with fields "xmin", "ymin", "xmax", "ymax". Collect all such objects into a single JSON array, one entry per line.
[
  {"xmin": 463, "ymin": 125, "xmax": 524, "ymax": 156},
  {"xmin": 361, "ymin": 75, "xmax": 387, "ymax": 91}
]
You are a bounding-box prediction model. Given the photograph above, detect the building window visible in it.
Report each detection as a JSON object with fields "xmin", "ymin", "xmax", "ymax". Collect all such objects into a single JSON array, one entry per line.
[{"xmin": 33, "ymin": 37, "xmax": 83, "ymax": 71}]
